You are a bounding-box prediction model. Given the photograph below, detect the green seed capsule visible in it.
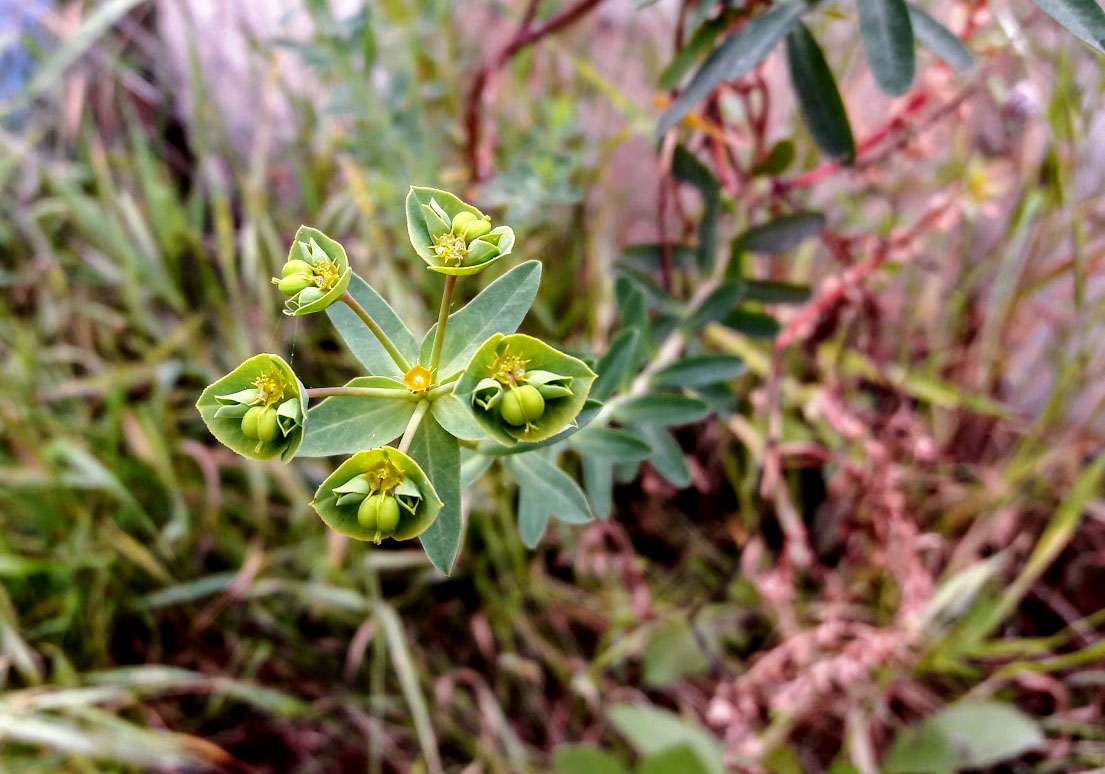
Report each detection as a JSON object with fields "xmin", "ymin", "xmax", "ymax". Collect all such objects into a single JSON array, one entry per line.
[
  {"xmin": 255, "ymin": 406, "xmax": 280, "ymax": 443},
  {"xmin": 282, "ymin": 259, "xmax": 315, "ymax": 277},
  {"xmin": 451, "ymin": 211, "xmax": 478, "ymax": 231},
  {"xmin": 277, "ymin": 273, "xmax": 315, "ymax": 295},
  {"xmin": 461, "ymin": 218, "xmax": 492, "ymax": 242},
  {"xmin": 296, "ymin": 286, "xmax": 325, "ymax": 306},
  {"xmin": 241, "ymin": 405, "xmax": 264, "ymax": 438},
  {"xmin": 499, "ymin": 384, "xmax": 545, "ymax": 427},
  {"xmin": 358, "ymin": 494, "xmax": 401, "ymax": 538}
]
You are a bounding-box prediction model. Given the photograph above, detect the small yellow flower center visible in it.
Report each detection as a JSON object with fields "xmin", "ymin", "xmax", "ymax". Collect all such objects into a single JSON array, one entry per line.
[
  {"xmin": 404, "ymin": 365, "xmax": 433, "ymax": 393},
  {"xmin": 430, "ymin": 233, "xmax": 468, "ymax": 265},
  {"xmin": 489, "ymin": 348, "xmax": 529, "ymax": 387},
  {"xmin": 313, "ymin": 256, "xmax": 342, "ymax": 290},
  {"xmin": 252, "ymin": 369, "xmax": 288, "ymax": 408},
  {"xmin": 364, "ymin": 458, "xmax": 404, "ymax": 494}
]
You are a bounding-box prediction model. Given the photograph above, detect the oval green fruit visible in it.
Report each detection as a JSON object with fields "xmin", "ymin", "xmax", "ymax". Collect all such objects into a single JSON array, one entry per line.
[
  {"xmin": 282, "ymin": 259, "xmax": 315, "ymax": 277},
  {"xmin": 451, "ymin": 211, "xmax": 478, "ymax": 231},
  {"xmin": 296, "ymin": 286, "xmax": 325, "ymax": 306},
  {"xmin": 461, "ymin": 218, "xmax": 492, "ymax": 242},
  {"xmin": 358, "ymin": 494, "xmax": 401, "ymax": 536},
  {"xmin": 500, "ymin": 384, "xmax": 545, "ymax": 427},
  {"xmin": 278, "ymin": 273, "xmax": 315, "ymax": 296},
  {"xmin": 241, "ymin": 405, "xmax": 264, "ymax": 439},
  {"xmin": 256, "ymin": 407, "xmax": 280, "ymax": 443}
]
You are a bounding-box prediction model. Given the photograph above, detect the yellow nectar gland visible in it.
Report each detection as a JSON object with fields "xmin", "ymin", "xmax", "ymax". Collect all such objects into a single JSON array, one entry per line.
[
  {"xmin": 404, "ymin": 365, "xmax": 434, "ymax": 393},
  {"xmin": 489, "ymin": 348, "xmax": 529, "ymax": 387},
  {"xmin": 313, "ymin": 256, "xmax": 342, "ymax": 291},
  {"xmin": 431, "ymin": 232, "xmax": 469, "ymax": 265},
  {"xmin": 252, "ymin": 369, "xmax": 288, "ymax": 408}
]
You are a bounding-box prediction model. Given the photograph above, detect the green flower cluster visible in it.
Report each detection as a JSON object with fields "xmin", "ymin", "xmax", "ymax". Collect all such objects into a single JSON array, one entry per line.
[
  {"xmin": 406, "ymin": 186, "xmax": 515, "ymax": 276},
  {"xmin": 272, "ymin": 226, "xmax": 352, "ymax": 316}
]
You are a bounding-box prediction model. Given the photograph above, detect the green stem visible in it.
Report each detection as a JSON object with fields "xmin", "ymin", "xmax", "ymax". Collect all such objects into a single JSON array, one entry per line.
[
  {"xmin": 424, "ymin": 376, "xmax": 459, "ymax": 402},
  {"xmin": 342, "ymin": 291, "xmax": 410, "ymax": 373},
  {"xmin": 397, "ymin": 400, "xmax": 431, "ymax": 453},
  {"xmin": 428, "ymin": 276, "xmax": 458, "ymax": 380},
  {"xmin": 306, "ymin": 387, "xmax": 418, "ymax": 401}
]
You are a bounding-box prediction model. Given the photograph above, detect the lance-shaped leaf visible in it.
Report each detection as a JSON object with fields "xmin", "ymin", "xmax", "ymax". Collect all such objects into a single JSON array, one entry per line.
[
  {"xmin": 1029, "ymin": 0, "xmax": 1105, "ymax": 54},
  {"xmin": 311, "ymin": 448, "xmax": 441, "ymax": 543},
  {"xmin": 405, "ymin": 186, "xmax": 515, "ymax": 276},
  {"xmin": 858, "ymin": 0, "xmax": 916, "ymax": 96},
  {"xmin": 407, "ymin": 415, "xmax": 462, "ymax": 574},
  {"xmin": 278, "ymin": 226, "xmax": 353, "ymax": 316},
  {"xmin": 786, "ymin": 24, "xmax": 856, "ymax": 163},
  {"xmin": 908, "ymin": 4, "xmax": 975, "ymax": 72},
  {"xmin": 196, "ymin": 354, "xmax": 307, "ymax": 462},
  {"xmin": 297, "ymin": 377, "xmax": 417, "ymax": 457},
  {"xmin": 455, "ymin": 334, "xmax": 597, "ymax": 446}
]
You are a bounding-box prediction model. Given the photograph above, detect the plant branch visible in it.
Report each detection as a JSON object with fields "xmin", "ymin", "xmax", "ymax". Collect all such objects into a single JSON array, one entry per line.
[
  {"xmin": 397, "ymin": 400, "xmax": 431, "ymax": 453},
  {"xmin": 341, "ymin": 291, "xmax": 410, "ymax": 374},
  {"xmin": 428, "ymin": 275, "xmax": 458, "ymax": 379},
  {"xmin": 306, "ymin": 387, "xmax": 418, "ymax": 401},
  {"xmin": 463, "ymin": 0, "xmax": 608, "ymax": 184}
]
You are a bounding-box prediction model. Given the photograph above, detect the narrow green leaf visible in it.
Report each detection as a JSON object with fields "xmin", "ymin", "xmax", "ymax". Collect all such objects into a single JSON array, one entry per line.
[
  {"xmin": 908, "ymin": 5, "xmax": 975, "ymax": 72},
  {"xmin": 517, "ymin": 484, "xmax": 551, "ymax": 548},
  {"xmin": 858, "ymin": 0, "xmax": 916, "ymax": 96},
  {"xmin": 642, "ymin": 619, "xmax": 711, "ymax": 688},
  {"xmin": 509, "ymin": 454, "xmax": 593, "ymax": 525},
  {"xmin": 407, "ymin": 415, "xmax": 462, "ymax": 574},
  {"xmin": 658, "ymin": 13, "xmax": 735, "ymax": 90},
  {"xmin": 735, "ymin": 212, "xmax": 825, "ymax": 254},
  {"xmin": 593, "ymin": 329, "xmax": 642, "ymax": 400},
  {"xmin": 613, "ymin": 394, "xmax": 711, "ymax": 427},
  {"xmin": 420, "ymin": 261, "xmax": 542, "ymax": 378},
  {"xmin": 569, "ymin": 427, "xmax": 653, "ymax": 463},
  {"xmin": 1028, "ymin": 0, "xmax": 1105, "ymax": 54},
  {"xmin": 653, "ymin": 355, "xmax": 745, "ymax": 388},
  {"xmin": 786, "ymin": 24, "xmax": 856, "ymax": 162},
  {"xmin": 460, "ymin": 451, "xmax": 494, "ymax": 489},
  {"xmin": 750, "ymin": 139, "xmax": 796, "ymax": 176},
  {"xmin": 326, "ymin": 273, "xmax": 419, "ymax": 379},
  {"xmin": 622, "ymin": 243, "xmax": 698, "ymax": 273},
  {"xmin": 657, "ymin": 0, "xmax": 807, "ymax": 136},
  {"xmin": 723, "ymin": 308, "xmax": 780, "ymax": 338},
  {"xmin": 741, "ymin": 280, "xmax": 811, "ymax": 304},
  {"xmin": 637, "ymin": 424, "xmax": 692, "ymax": 488},
  {"xmin": 582, "ymin": 455, "xmax": 614, "ymax": 519},
  {"xmin": 297, "ymin": 378, "xmax": 415, "ymax": 457},
  {"xmin": 685, "ymin": 282, "xmax": 745, "ymax": 333},
  {"xmin": 672, "ymin": 146, "xmax": 720, "ymax": 270}
]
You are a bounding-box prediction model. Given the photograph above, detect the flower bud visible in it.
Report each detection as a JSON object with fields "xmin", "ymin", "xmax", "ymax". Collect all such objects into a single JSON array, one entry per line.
[
  {"xmin": 277, "ymin": 273, "xmax": 315, "ymax": 296},
  {"xmin": 282, "ymin": 259, "xmax": 314, "ymax": 277},
  {"xmin": 500, "ymin": 384, "xmax": 545, "ymax": 427}
]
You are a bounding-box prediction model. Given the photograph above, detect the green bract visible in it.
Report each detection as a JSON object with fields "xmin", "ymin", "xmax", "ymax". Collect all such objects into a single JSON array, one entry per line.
[
  {"xmin": 405, "ymin": 186, "xmax": 515, "ymax": 276},
  {"xmin": 274, "ymin": 226, "xmax": 352, "ymax": 316},
  {"xmin": 454, "ymin": 333, "xmax": 596, "ymax": 445},
  {"xmin": 311, "ymin": 448, "xmax": 442, "ymax": 544},
  {"xmin": 196, "ymin": 354, "xmax": 307, "ymax": 462}
]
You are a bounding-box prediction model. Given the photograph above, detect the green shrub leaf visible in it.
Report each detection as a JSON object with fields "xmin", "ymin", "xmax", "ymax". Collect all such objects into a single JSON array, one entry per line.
[
  {"xmin": 657, "ymin": 0, "xmax": 806, "ymax": 136},
  {"xmin": 569, "ymin": 427, "xmax": 653, "ymax": 463},
  {"xmin": 653, "ymin": 355, "xmax": 745, "ymax": 388},
  {"xmin": 407, "ymin": 415, "xmax": 462, "ymax": 574},
  {"xmin": 786, "ymin": 23, "xmax": 856, "ymax": 163},
  {"xmin": 908, "ymin": 5, "xmax": 975, "ymax": 72},
  {"xmin": 612, "ymin": 394, "xmax": 711, "ymax": 426},
  {"xmin": 735, "ymin": 212, "xmax": 825, "ymax": 254},
  {"xmin": 1029, "ymin": 0, "xmax": 1105, "ymax": 54},
  {"xmin": 592, "ymin": 328, "xmax": 642, "ymax": 401},
  {"xmin": 858, "ymin": 0, "xmax": 916, "ymax": 96},
  {"xmin": 298, "ymin": 378, "xmax": 416, "ymax": 457},
  {"xmin": 509, "ymin": 453, "xmax": 593, "ymax": 531}
]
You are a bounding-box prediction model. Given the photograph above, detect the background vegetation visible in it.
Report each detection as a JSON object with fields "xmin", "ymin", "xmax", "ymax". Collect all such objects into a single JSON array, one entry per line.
[{"xmin": 1, "ymin": 0, "xmax": 1104, "ymax": 772}]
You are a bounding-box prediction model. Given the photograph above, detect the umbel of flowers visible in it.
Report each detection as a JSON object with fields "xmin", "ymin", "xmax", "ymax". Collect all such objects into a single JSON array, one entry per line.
[
  {"xmin": 196, "ymin": 354, "xmax": 307, "ymax": 462},
  {"xmin": 454, "ymin": 333, "xmax": 596, "ymax": 445},
  {"xmin": 311, "ymin": 449, "xmax": 442, "ymax": 544}
]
